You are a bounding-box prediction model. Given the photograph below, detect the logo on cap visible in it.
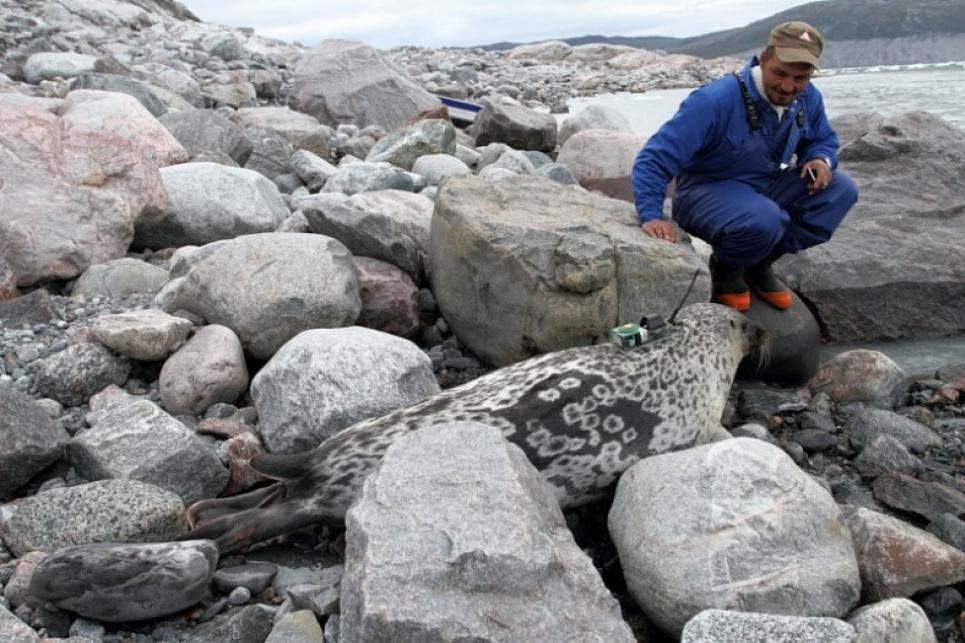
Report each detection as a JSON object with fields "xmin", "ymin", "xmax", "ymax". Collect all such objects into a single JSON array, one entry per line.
[{"xmin": 799, "ymin": 31, "xmax": 812, "ymax": 42}]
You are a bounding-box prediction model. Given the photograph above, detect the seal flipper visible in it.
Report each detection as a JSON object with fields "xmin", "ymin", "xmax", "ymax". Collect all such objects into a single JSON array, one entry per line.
[
  {"xmin": 184, "ymin": 483, "xmax": 285, "ymax": 529},
  {"xmin": 250, "ymin": 451, "xmax": 316, "ymax": 480},
  {"xmin": 181, "ymin": 502, "xmax": 321, "ymax": 553}
]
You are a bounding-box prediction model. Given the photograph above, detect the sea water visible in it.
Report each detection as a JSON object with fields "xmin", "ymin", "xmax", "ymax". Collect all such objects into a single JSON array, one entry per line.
[
  {"xmin": 564, "ymin": 63, "xmax": 965, "ymax": 136},
  {"xmin": 562, "ymin": 63, "xmax": 965, "ymax": 373}
]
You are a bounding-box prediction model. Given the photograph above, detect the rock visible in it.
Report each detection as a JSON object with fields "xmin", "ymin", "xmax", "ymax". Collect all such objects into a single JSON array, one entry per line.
[
  {"xmin": 92, "ymin": 309, "xmax": 194, "ymax": 361},
  {"xmin": 843, "ymin": 506, "xmax": 965, "ymax": 602},
  {"xmin": 782, "ymin": 112, "xmax": 965, "ymax": 343},
  {"xmin": 320, "ymin": 161, "xmax": 416, "ymax": 195},
  {"xmin": 291, "ymin": 39, "xmax": 438, "ymax": 131},
  {"xmin": 185, "ymin": 604, "xmax": 275, "ymax": 642},
  {"xmin": 242, "ymin": 128, "xmax": 293, "ymax": 180},
  {"xmin": 855, "ymin": 434, "xmax": 925, "ymax": 479},
  {"xmin": 132, "ymin": 61, "xmax": 206, "ymax": 109},
  {"xmin": 250, "ymin": 326, "xmax": 439, "ymax": 453},
  {"xmin": 0, "ymin": 289, "xmax": 59, "ymax": 327},
  {"xmin": 507, "ymin": 40, "xmax": 572, "ymax": 62},
  {"xmin": 32, "ymin": 343, "xmax": 131, "ymax": 407},
  {"xmin": 0, "ymin": 604, "xmax": 40, "ymax": 642},
  {"xmin": 266, "ymin": 610, "xmax": 323, "ymax": 643},
  {"xmin": 0, "ymin": 92, "xmax": 177, "ymax": 286},
  {"xmin": 212, "ymin": 562, "xmax": 279, "ymax": 596},
  {"xmin": 71, "ymin": 258, "xmax": 171, "ymax": 299},
  {"xmin": 558, "ymin": 129, "xmax": 647, "ymax": 201},
  {"xmin": 230, "ymin": 106, "xmax": 335, "ymax": 160},
  {"xmin": 171, "ymin": 233, "xmax": 362, "ymax": 360},
  {"xmin": 365, "ymin": 119, "xmax": 456, "ymax": 171},
  {"xmin": 290, "ymin": 149, "xmax": 338, "ymax": 191},
  {"xmin": 134, "ymin": 162, "xmax": 288, "ymax": 249},
  {"xmin": 609, "ymin": 438, "xmax": 860, "ymax": 639},
  {"xmin": 70, "ymin": 394, "xmax": 228, "ymax": 504},
  {"xmin": 536, "ymin": 162, "xmax": 580, "ymax": 185},
  {"xmin": 221, "ymin": 431, "xmax": 268, "ymax": 495},
  {"xmin": 2, "ymin": 479, "xmax": 184, "ymax": 557},
  {"xmin": 737, "ymin": 289, "xmax": 822, "ymax": 386},
  {"xmin": 846, "ymin": 407, "xmax": 942, "ymax": 454},
  {"xmin": 809, "ymin": 350, "xmax": 907, "ymax": 409},
  {"xmin": 469, "ymin": 97, "xmax": 558, "ymax": 153},
  {"xmin": 23, "ymin": 52, "xmax": 97, "ymax": 83},
  {"xmin": 871, "ymin": 472, "xmax": 965, "ymax": 523},
  {"xmin": 28, "ymin": 540, "xmax": 217, "ymax": 623},
  {"xmin": 0, "ymin": 389, "xmax": 70, "ymax": 498},
  {"xmin": 430, "ymin": 174, "xmax": 708, "ymax": 367},
  {"xmin": 411, "ymin": 153, "xmax": 472, "ymax": 186},
  {"xmin": 846, "ymin": 598, "xmax": 938, "ymax": 643},
  {"xmin": 341, "ymin": 421, "xmax": 635, "ymax": 642},
  {"xmin": 69, "ymin": 72, "xmax": 168, "ymax": 116},
  {"xmin": 354, "ymin": 257, "xmax": 421, "ymax": 339},
  {"xmin": 4, "ymin": 551, "xmax": 48, "ymax": 609},
  {"xmin": 927, "ymin": 514, "xmax": 965, "ymax": 552},
  {"xmin": 559, "ymin": 104, "xmax": 634, "ymax": 145},
  {"xmin": 159, "ymin": 324, "xmax": 249, "ymax": 416},
  {"xmin": 159, "ymin": 109, "xmax": 253, "ymax": 165},
  {"xmin": 681, "ymin": 610, "xmax": 855, "ymax": 643},
  {"xmin": 298, "ymin": 189, "xmax": 433, "ymax": 284}
]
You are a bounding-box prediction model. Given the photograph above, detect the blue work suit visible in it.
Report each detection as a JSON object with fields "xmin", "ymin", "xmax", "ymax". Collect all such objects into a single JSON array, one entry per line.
[{"xmin": 631, "ymin": 57, "xmax": 858, "ymax": 267}]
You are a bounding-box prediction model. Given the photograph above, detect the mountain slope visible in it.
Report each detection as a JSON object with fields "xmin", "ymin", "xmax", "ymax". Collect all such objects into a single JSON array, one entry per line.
[{"xmin": 478, "ymin": 0, "xmax": 965, "ymax": 67}]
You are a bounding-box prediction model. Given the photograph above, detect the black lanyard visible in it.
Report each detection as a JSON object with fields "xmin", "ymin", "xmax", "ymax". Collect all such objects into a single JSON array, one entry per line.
[{"xmin": 733, "ymin": 71, "xmax": 805, "ymax": 132}]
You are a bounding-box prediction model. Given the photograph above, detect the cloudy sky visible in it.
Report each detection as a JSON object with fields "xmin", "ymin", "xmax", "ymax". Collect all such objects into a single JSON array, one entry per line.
[{"xmin": 181, "ymin": 0, "xmax": 816, "ymax": 50}]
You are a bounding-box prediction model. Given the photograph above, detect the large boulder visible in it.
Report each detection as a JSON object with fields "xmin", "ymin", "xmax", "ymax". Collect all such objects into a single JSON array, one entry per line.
[
  {"xmin": 133, "ymin": 162, "xmax": 289, "ymax": 249},
  {"xmin": 365, "ymin": 119, "xmax": 457, "ymax": 171},
  {"xmin": 231, "ymin": 106, "xmax": 335, "ymax": 160},
  {"xmin": 469, "ymin": 98, "xmax": 558, "ymax": 153},
  {"xmin": 69, "ymin": 73, "xmax": 168, "ymax": 117},
  {"xmin": 159, "ymin": 109, "xmax": 253, "ymax": 164},
  {"xmin": 429, "ymin": 174, "xmax": 708, "ymax": 367},
  {"xmin": 0, "ymin": 92, "xmax": 181, "ymax": 286},
  {"xmin": 298, "ymin": 190, "xmax": 433, "ymax": 284},
  {"xmin": 290, "ymin": 39, "xmax": 438, "ymax": 131},
  {"xmin": 171, "ymin": 233, "xmax": 362, "ymax": 360},
  {"xmin": 557, "ymin": 129, "xmax": 647, "ymax": 202},
  {"xmin": 250, "ymin": 327, "xmax": 439, "ymax": 454},
  {"xmin": 609, "ymin": 438, "xmax": 861, "ymax": 639},
  {"xmin": 558, "ymin": 105, "xmax": 634, "ymax": 146},
  {"xmin": 781, "ymin": 111, "xmax": 965, "ymax": 342},
  {"xmin": 341, "ymin": 422, "xmax": 635, "ymax": 642}
]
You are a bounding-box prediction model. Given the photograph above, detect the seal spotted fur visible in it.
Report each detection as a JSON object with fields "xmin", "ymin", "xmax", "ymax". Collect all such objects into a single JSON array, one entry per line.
[{"xmin": 185, "ymin": 303, "xmax": 766, "ymax": 551}]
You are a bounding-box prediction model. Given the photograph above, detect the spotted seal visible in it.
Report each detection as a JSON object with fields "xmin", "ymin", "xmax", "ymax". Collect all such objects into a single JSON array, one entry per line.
[{"xmin": 184, "ymin": 303, "xmax": 766, "ymax": 551}]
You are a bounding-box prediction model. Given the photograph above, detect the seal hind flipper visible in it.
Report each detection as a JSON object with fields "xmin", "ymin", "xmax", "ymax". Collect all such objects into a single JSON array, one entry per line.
[
  {"xmin": 181, "ymin": 502, "xmax": 321, "ymax": 552},
  {"xmin": 184, "ymin": 483, "xmax": 285, "ymax": 529},
  {"xmin": 250, "ymin": 451, "xmax": 316, "ymax": 480}
]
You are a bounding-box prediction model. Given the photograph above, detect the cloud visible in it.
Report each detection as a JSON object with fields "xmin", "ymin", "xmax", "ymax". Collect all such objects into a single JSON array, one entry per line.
[{"xmin": 183, "ymin": 0, "xmax": 815, "ymax": 49}]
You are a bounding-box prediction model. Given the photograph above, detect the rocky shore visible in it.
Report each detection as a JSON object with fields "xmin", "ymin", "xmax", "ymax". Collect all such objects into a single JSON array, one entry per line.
[{"xmin": 3, "ymin": 1, "xmax": 965, "ymax": 642}]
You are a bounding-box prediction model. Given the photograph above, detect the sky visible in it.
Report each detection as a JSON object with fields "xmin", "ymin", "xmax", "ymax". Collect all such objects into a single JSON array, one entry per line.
[{"xmin": 181, "ymin": 0, "xmax": 817, "ymax": 50}]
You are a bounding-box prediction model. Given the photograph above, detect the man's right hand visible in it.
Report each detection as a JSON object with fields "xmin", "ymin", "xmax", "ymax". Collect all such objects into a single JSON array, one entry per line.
[{"xmin": 641, "ymin": 220, "xmax": 677, "ymax": 243}]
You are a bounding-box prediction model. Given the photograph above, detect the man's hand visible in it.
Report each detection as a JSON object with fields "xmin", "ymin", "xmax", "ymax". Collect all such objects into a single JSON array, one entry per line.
[
  {"xmin": 641, "ymin": 220, "xmax": 677, "ymax": 242},
  {"xmin": 801, "ymin": 159, "xmax": 832, "ymax": 195}
]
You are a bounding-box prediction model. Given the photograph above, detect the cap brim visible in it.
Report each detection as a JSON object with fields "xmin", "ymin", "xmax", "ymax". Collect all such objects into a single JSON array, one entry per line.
[{"xmin": 774, "ymin": 46, "xmax": 820, "ymax": 69}]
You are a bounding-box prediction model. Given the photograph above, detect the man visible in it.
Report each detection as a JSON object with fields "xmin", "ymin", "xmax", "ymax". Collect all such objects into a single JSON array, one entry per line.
[{"xmin": 632, "ymin": 21, "xmax": 858, "ymax": 311}]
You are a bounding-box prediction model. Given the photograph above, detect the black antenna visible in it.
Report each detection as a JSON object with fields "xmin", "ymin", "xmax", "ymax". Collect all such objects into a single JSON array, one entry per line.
[
  {"xmin": 668, "ymin": 267, "xmax": 701, "ymax": 324},
  {"xmin": 733, "ymin": 71, "xmax": 760, "ymax": 132}
]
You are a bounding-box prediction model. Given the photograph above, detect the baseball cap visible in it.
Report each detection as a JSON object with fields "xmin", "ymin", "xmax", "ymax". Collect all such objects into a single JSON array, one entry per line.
[{"xmin": 768, "ymin": 21, "xmax": 824, "ymax": 68}]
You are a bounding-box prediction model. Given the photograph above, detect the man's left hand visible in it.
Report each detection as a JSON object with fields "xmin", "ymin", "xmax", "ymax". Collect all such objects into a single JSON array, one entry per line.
[{"xmin": 801, "ymin": 159, "xmax": 832, "ymax": 195}]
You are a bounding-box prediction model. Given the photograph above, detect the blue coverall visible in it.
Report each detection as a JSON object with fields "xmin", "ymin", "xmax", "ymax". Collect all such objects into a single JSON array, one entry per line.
[{"xmin": 631, "ymin": 57, "xmax": 858, "ymax": 268}]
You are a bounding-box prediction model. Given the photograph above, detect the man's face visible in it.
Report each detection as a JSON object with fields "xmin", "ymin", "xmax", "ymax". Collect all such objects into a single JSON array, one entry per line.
[{"xmin": 759, "ymin": 51, "xmax": 814, "ymax": 106}]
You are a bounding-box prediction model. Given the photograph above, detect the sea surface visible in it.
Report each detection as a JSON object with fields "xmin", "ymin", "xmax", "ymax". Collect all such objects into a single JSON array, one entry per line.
[
  {"xmin": 562, "ymin": 63, "xmax": 965, "ymax": 374},
  {"xmin": 564, "ymin": 63, "xmax": 965, "ymax": 137}
]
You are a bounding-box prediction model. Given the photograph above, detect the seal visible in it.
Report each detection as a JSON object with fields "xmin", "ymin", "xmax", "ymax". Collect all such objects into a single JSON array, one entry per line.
[{"xmin": 184, "ymin": 303, "xmax": 766, "ymax": 552}]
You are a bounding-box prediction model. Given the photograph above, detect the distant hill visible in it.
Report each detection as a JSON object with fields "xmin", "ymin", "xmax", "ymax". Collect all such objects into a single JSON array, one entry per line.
[{"xmin": 477, "ymin": 0, "xmax": 965, "ymax": 68}]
